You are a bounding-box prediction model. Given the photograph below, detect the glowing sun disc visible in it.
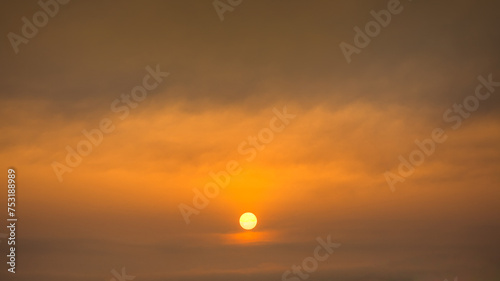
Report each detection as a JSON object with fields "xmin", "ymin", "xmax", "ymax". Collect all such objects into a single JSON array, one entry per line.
[{"xmin": 239, "ymin": 212, "xmax": 257, "ymax": 230}]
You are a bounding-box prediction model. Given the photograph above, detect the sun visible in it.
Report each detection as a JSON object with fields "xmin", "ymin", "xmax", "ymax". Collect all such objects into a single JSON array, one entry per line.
[{"xmin": 239, "ymin": 212, "xmax": 257, "ymax": 230}]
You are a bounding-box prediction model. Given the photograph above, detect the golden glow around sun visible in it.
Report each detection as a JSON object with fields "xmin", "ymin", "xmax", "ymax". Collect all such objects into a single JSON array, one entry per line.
[{"xmin": 239, "ymin": 212, "xmax": 257, "ymax": 230}]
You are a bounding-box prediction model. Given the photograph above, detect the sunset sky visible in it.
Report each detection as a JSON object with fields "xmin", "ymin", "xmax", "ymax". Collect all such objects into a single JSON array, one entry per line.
[{"xmin": 1, "ymin": 1, "xmax": 499, "ymax": 280}]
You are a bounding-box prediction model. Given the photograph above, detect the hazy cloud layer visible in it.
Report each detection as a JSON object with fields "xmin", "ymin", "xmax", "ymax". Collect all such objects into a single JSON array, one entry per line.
[{"xmin": 0, "ymin": 0, "xmax": 499, "ymax": 280}]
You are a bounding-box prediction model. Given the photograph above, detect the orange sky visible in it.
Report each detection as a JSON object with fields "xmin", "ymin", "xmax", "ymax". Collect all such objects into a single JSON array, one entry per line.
[{"xmin": 1, "ymin": 1, "xmax": 500, "ymax": 281}]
